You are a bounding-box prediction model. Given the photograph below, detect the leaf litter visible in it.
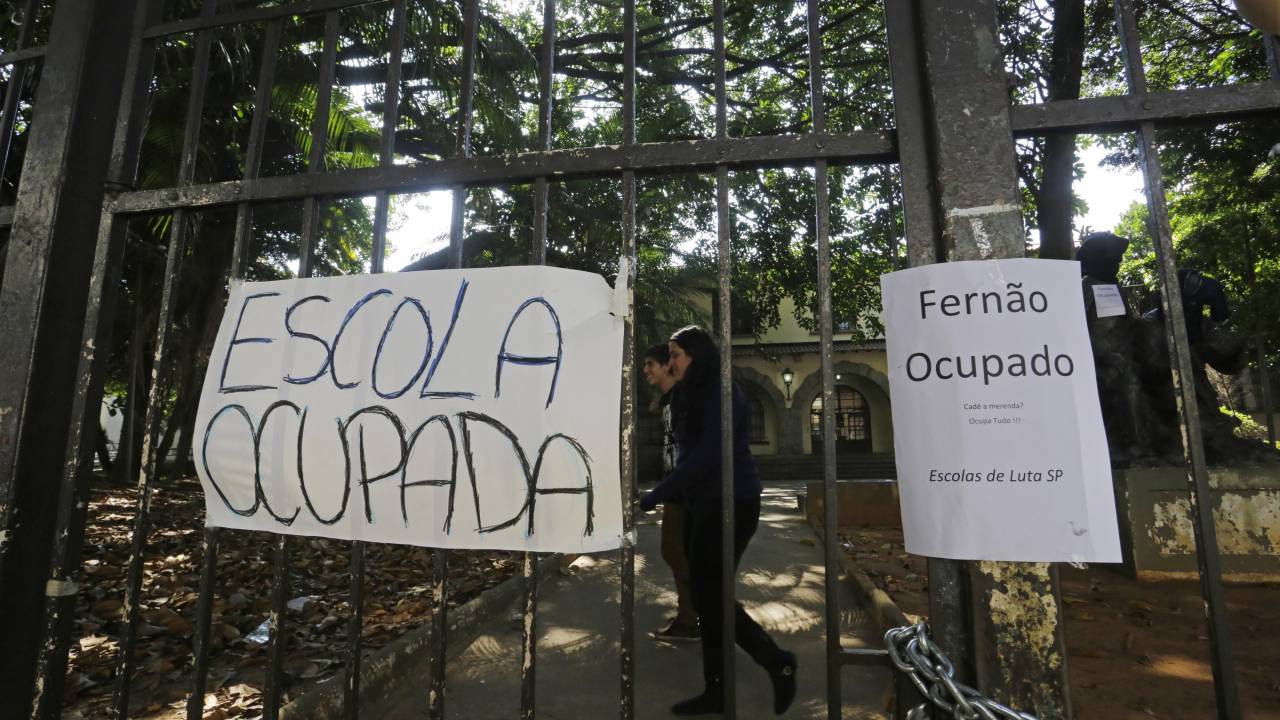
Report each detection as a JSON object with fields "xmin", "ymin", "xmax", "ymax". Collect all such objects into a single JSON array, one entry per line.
[{"xmin": 65, "ymin": 476, "xmax": 521, "ymax": 719}]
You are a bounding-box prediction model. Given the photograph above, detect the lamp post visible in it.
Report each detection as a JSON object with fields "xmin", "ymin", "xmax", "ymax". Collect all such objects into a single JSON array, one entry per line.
[{"xmin": 781, "ymin": 367, "xmax": 794, "ymax": 402}]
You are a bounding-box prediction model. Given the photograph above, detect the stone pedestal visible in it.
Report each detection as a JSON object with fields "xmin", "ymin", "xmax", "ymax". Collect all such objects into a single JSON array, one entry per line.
[
  {"xmin": 1113, "ymin": 466, "xmax": 1280, "ymax": 582},
  {"xmin": 805, "ymin": 479, "xmax": 901, "ymax": 528}
]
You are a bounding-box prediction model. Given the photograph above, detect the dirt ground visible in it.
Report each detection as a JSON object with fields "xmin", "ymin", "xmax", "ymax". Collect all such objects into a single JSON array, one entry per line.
[
  {"xmin": 63, "ymin": 475, "xmax": 521, "ymax": 719},
  {"xmin": 842, "ymin": 527, "xmax": 1280, "ymax": 720}
]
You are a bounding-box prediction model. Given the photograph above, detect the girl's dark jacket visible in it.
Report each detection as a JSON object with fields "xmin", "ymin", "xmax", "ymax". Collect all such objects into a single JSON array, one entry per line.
[{"xmin": 642, "ymin": 383, "xmax": 762, "ymax": 509}]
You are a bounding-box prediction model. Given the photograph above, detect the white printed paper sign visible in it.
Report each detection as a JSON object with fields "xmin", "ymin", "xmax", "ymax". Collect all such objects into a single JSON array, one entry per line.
[
  {"xmin": 1090, "ymin": 284, "xmax": 1127, "ymax": 318},
  {"xmin": 194, "ymin": 266, "xmax": 625, "ymax": 553},
  {"xmin": 881, "ymin": 259, "xmax": 1121, "ymax": 562}
]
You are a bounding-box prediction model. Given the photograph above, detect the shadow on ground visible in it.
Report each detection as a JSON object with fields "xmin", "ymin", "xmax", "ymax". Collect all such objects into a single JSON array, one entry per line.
[{"xmin": 381, "ymin": 487, "xmax": 891, "ymax": 719}]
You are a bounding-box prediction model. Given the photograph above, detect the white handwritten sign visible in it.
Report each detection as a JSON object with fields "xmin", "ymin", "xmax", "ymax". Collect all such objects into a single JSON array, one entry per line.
[
  {"xmin": 194, "ymin": 266, "xmax": 625, "ymax": 553},
  {"xmin": 881, "ymin": 259, "xmax": 1121, "ymax": 562}
]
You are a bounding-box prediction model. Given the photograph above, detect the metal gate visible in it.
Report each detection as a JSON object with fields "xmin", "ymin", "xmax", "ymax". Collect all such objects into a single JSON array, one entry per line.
[{"xmin": 1, "ymin": 0, "xmax": 1277, "ymax": 718}]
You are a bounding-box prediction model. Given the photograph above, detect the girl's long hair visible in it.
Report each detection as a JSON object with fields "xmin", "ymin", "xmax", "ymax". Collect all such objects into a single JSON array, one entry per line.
[{"xmin": 668, "ymin": 325, "xmax": 720, "ymax": 440}]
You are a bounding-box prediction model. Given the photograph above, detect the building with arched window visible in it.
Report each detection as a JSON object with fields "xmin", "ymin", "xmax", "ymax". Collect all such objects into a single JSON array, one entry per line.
[
  {"xmin": 638, "ymin": 296, "xmax": 896, "ymax": 483},
  {"xmin": 810, "ymin": 386, "xmax": 871, "ymax": 454}
]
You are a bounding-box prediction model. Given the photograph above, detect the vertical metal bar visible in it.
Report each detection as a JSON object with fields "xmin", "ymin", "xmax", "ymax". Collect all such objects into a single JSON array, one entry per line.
[
  {"xmin": 112, "ymin": 2, "xmax": 219, "ymax": 715},
  {"xmin": 519, "ymin": 548, "xmax": 538, "ymax": 720},
  {"xmin": 815, "ymin": 165, "xmax": 842, "ymax": 720},
  {"xmin": 446, "ymin": 0, "xmax": 479, "ymax": 270},
  {"xmin": 1242, "ymin": 235, "xmax": 1277, "ymax": 451},
  {"xmin": 1112, "ymin": 1, "xmax": 1149, "ymax": 94},
  {"xmin": 0, "ymin": 0, "xmax": 123, "ymax": 606},
  {"xmin": 915, "ymin": 2, "xmax": 1068, "ymax": 716},
  {"xmin": 530, "ymin": 0, "xmax": 555, "ymax": 265},
  {"xmin": 228, "ymin": 18, "xmax": 284, "ymax": 283},
  {"xmin": 349, "ymin": 7, "xmax": 406, "ymax": 713},
  {"xmin": 710, "ymin": 0, "xmax": 736, "ymax": 715},
  {"xmin": 1264, "ymin": 33, "xmax": 1279, "ymax": 81},
  {"xmin": 1114, "ymin": 3, "xmax": 1241, "ymax": 717},
  {"xmin": 263, "ymin": 535, "xmax": 292, "ymax": 720},
  {"xmin": 455, "ymin": 0, "xmax": 480, "ymax": 164},
  {"xmin": 882, "ymin": 0, "xmax": 941, "ymax": 268},
  {"xmin": 266, "ymin": 13, "xmax": 342, "ymax": 720},
  {"xmin": 370, "ymin": 0, "xmax": 407, "ymax": 275},
  {"xmin": 1259, "ymin": 348, "xmax": 1276, "ymax": 447},
  {"xmin": 186, "ymin": 527, "xmax": 220, "ymax": 718},
  {"xmin": 427, "ymin": 544, "xmax": 448, "ymax": 720},
  {"xmin": 345, "ymin": 5, "xmax": 407, "ymax": 714},
  {"xmin": 711, "ymin": 1, "xmax": 727, "ymax": 140},
  {"xmin": 804, "ymin": 1, "xmax": 840, "ymax": 718},
  {"xmin": 27, "ymin": 0, "xmax": 161, "ymax": 715},
  {"xmin": 447, "ymin": 189, "xmax": 466, "ymax": 269},
  {"xmin": 118, "ymin": 308, "xmax": 143, "ymax": 503},
  {"xmin": 344, "ymin": 538, "xmax": 366, "ymax": 720},
  {"xmin": 1256, "ymin": 339, "xmax": 1276, "ymax": 447},
  {"xmin": 618, "ymin": 0, "xmax": 637, "ymax": 717},
  {"xmin": 342, "ymin": 5, "xmax": 405, "ymax": 716},
  {"xmin": 1255, "ymin": 18, "xmax": 1278, "ymax": 449},
  {"xmin": 0, "ymin": 0, "xmax": 39, "ymax": 183},
  {"xmin": 189, "ymin": 24, "xmax": 285, "ymax": 714},
  {"xmin": 883, "ymin": 0, "xmax": 972, "ymax": 694},
  {"xmin": 299, "ymin": 11, "xmax": 340, "ymax": 276},
  {"xmin": 112, "ymin": 170, "xmax": 191, "ymax": 714},
  {"xmin": 520, "ymin": 2, "xmax": 556, "ymax": 718},
  {"xmin": 805, "ymin": 1, "xmax": 825, "ymax": 137},
  {"xmin": 431, "ymin": 3, "xmax": 479, "ymax": 717}
]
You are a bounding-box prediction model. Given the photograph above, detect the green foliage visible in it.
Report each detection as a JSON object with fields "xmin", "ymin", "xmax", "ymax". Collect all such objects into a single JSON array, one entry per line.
[
  {"xmin": 436, "ymin": 0, "xmax": 901, "ymax": 341},
  {"xmin": 1222, "ymin": 406, "xmax": 1279, "ymax": 448},
  {"xmin": 1093, "ymin": 3, "xmax": 1280, "ymax": 370},
  {"xmin": 1114, "ymin": 200, "xmax": 1157, "ymax": 290},
  {"xmin": 91, "ymin": 7, "xmax": 404, "ymax": 458},
  {"xmin": 995, "ymin": 2, "xmax": 1280, "ymax": 379},
  {"xmin": 15, "ymin": 0, "xmax": 1279, "ymax": 452}
]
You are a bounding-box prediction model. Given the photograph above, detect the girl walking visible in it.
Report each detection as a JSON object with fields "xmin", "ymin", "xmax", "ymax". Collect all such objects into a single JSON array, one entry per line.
[{"xmin": 640, "ymin": 326, "xmax": 797, "ymax": 716}]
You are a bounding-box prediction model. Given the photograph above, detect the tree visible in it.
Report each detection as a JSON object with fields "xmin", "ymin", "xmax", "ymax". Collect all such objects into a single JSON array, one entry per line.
[
  {"xmin": 22, "ymin": 0, "xmax": 1275, "ymax": 473},
  {"xmin": 999, "ymin": 0, "xmax": 1120, "ymax": 257},
  {"xmin": 394, "ymin": 0, "xmax": 900, "ymax": 344},
  {"xmin": 1118, "ymin": 2, "xmax": 1280, "ymax": 376},
  {"xmin": 1038, "ymin": 0, "xmax": 1086, "ymax": 259},
  {"xmin": 996, "ymin": 0, "xmax": 1280, "ymax": 385},
  {"xmin": 103, "ymin": 8, "xmax": 385, "ymax": 479}
]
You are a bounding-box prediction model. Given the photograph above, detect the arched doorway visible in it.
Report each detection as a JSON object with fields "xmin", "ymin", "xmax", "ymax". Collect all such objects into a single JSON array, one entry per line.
[{"xmin": 810, "ymin": 385, "xmax": 872, "ymax": 454}]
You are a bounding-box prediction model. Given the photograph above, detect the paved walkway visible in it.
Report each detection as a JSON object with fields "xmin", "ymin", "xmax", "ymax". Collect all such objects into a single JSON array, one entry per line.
[{"xmin": 384, "ymin": 487, "xmax": 891, "ymax": 719}]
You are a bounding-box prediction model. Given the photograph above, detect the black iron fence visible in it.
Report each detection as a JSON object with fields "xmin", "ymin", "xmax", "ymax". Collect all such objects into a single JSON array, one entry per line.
[{"xmin": 0, "ymin": 1, "xmax": 1277, "ymax": 718}]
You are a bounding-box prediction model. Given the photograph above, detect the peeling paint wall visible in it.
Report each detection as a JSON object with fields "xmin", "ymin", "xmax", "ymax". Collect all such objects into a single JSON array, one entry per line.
[
  {"xmin": 1116, "ymin": 468, "xmax": 1280, "ymax": 581},
  {"xmin": 1149, "ymin": 492, "xmax": 1280, "ymax": 557}
]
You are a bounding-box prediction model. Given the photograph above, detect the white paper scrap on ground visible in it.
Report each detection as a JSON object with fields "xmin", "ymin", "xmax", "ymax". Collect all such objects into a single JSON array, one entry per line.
[
  {"xmin": 194, "ymin": 266, "xmax": 625, "ymax": 553},
  {"xmin": 881, "ymin": 259, "xmax": 1121, "ymax": 562},
  {"xmin": 1090, "ymin": 283, "xmax": 1127, "ymax": 318}
]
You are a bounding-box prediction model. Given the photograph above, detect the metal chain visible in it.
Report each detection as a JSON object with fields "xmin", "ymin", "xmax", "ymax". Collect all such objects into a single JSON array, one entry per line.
[{"xmin": 885, "ymin": 622, "xmax": 1040, "ymax": 720}]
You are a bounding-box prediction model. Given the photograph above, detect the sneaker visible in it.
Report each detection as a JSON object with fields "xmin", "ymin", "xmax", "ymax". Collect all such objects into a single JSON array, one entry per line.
[{"xmin": 652, "ymin": 618, "xmax": 700, "ymax": 642}]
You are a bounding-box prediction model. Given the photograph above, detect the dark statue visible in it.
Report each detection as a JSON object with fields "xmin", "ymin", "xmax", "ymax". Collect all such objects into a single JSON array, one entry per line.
[
  {"xmin": 1076, "ymin": 231, "xmax": 1275, "ymax": 466},
  {"xmin": 1078, "ymin": 232, "xmax": 1170, "ymax": 464}
]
